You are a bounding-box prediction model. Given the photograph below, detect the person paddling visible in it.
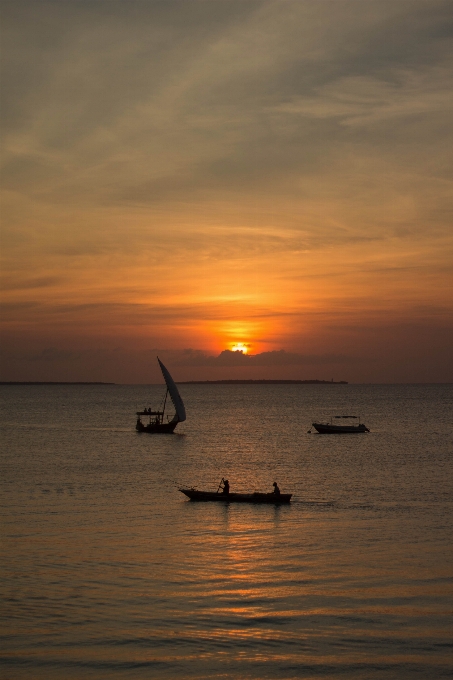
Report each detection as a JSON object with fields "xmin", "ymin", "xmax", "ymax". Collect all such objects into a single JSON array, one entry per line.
[
  {"xmin": 222, "ymin": 479, "xmax": 230, "ymax": 495},
  {"xmin": 272, "ymin": 482, "xmax": 280, "ymax": 495}
]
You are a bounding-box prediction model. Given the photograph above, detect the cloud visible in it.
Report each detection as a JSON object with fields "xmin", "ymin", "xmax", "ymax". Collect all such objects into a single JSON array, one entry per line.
[
  {"xmin": 272, "ymin": 69, "xmax": 452, "ymax": 128},
  {"xmin": 2, "ymin": 0, "xmax": 451, "ymax": 259},
  {"xmin": 0, "ymin": 276, "xmax": 64, "ymax": 291},
  {"xmin": 3, "ymin": 0, "xmax": 451, "ymax": 208},
  {"xmin": 29, "ymin": 347, "xmax": 82, "ymax": 362},
  {"xmin": 175, "ymin": 349, "xmax": 352, "ymax": 367}
]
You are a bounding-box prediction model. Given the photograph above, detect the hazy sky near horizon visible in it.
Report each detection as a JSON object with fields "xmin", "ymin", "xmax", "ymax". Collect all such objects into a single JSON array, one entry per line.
[{"xmin": 1, "ymin": 0, "xmax": 452, "ymax": 383}]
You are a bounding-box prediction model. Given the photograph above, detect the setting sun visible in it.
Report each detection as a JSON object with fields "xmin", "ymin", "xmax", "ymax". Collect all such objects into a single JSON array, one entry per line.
[{"xmin": 231, "ymin": 343, "xmax": 249, "ymax": 354}]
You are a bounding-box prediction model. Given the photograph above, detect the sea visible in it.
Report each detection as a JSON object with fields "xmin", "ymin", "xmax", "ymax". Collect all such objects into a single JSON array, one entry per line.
[{"xmin": 1, "ymin": 383, "xmax": 452, "ymax": 680}]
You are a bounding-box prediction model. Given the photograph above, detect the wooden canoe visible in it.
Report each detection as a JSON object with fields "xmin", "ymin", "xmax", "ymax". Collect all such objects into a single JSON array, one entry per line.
[{"xmin": 179, "ymin": 489, "xmax": 292, "ymax": 504}]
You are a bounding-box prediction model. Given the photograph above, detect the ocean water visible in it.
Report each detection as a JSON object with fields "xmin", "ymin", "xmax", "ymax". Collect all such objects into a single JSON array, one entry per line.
[{"xmin": 1, "ymin": 383, "xmax": 452, "ymax": 680}]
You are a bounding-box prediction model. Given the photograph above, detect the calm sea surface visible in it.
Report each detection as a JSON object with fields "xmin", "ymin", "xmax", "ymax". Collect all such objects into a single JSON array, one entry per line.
[{"xmin": 1, "ymin": 383, "xmax": 452, "ymax": 679}]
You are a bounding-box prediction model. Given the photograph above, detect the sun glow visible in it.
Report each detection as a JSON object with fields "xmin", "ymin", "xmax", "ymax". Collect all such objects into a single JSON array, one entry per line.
[{"xmin": 231, "ymin": 343, "xmax": 249, "ymax": 354}]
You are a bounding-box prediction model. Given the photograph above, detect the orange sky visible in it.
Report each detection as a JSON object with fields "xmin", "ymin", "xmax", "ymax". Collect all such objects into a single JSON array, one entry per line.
[{"xmin": 1, "ymin": 0, "xmax": 452, "ymax": 383}]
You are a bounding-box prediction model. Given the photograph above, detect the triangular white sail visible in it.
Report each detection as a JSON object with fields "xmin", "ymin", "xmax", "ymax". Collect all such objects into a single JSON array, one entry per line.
[{"xmin": 157, "ymin": 357, "xmax": 186, "ymax": 422}]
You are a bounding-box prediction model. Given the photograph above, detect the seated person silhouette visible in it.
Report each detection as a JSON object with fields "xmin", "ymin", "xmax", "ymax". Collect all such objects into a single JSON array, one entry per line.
[
  {"xmin": 222, "ymin": 479, "xmax": 230, "ymax": 495},
  {"xmin": 272, "ymin": 482, "xmax": 280, "ymax": 495}
]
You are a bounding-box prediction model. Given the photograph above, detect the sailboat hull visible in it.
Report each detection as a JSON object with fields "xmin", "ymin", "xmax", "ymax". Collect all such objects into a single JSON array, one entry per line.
[{"xmin": 136, "ymin": 420, "xmax": 178, "ymax": 434}]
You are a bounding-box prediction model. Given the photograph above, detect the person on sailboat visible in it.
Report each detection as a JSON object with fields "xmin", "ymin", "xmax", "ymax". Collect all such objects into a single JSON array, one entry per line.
[
  {"xmin": 222, "ymin": 479, "xmax": 230, "ymax": 495},
  {"xmin": 272, "ymin": 482, "xmax": 280, "ymax": 495}
]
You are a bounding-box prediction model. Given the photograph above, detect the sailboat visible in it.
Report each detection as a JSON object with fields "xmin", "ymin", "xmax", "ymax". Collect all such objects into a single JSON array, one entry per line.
[{"xmin": 135, "ymin": 357, "xmax": 186, "ymax": 433}]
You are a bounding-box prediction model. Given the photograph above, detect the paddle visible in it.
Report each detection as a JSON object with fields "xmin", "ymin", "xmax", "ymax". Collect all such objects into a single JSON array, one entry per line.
[{"xmin": 217, "ymin": 478, "xmax": 225, "ymax": 494}]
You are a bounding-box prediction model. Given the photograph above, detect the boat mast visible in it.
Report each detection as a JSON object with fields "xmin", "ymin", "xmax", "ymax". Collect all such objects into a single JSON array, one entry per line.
[{"xmin": 162, "ymin": 389, "xmax": 168, "ymax": 423}]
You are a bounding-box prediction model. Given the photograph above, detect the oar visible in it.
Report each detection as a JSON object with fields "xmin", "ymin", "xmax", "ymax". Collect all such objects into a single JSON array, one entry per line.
[{"xmin": 217, "ymin": 478, "xmax": 224, "ymax": 494}]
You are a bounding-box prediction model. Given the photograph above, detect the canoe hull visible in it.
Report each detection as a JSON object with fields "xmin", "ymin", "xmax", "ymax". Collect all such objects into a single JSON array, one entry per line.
[
  {"xmin": 312, "ymin": 422, "xmax": 369, "ymax": 434},
  {"xmin": 180, "ymin": 489, "xmax": 292, "ymax": 504}
]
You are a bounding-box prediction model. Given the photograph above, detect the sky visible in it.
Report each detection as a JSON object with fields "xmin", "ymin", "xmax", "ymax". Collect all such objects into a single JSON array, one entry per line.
[{"xmin": 1, "ymin": 0, "xmax": 452, "ymax": 383}]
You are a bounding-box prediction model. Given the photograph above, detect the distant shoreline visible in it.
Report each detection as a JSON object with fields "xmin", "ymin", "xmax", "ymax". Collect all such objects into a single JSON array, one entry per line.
[
  {"xmin": 0, "ymin": 382, "xmax": 116, "ymax": 385},
  {"xmin": 0, "ymin": 379, "xmax": 347, "ymax": 385},
  {"xmin": 177, "ymin": 379, "xmax": 348, "ymax": 385}
]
